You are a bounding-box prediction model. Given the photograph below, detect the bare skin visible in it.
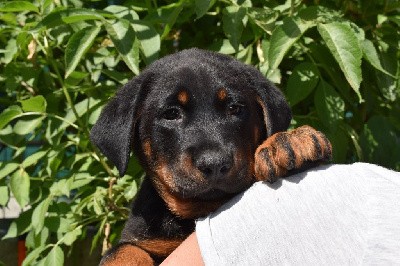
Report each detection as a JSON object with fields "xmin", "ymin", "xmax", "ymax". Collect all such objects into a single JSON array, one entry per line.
[{"xmin": 161, "ymin": 233, "xmax": 204, "ymax": 266}]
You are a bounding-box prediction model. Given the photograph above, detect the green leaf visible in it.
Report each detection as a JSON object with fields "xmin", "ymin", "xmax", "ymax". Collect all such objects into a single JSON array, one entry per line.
[
  {"xmin": 375, "ymin": 49, "xmax": 398, "ymax": 102},
  {"xmin": 105, "ymin": 19, "xmax": 140, "ymax": 75},
  {"xmin": 62, "ymin": 226, "xmax": 82, "ymax": 246},
  {"xmin": 43, "ymin": 245, "xmax": 64, "ymax": 266},
  {"xmin": 0, "ymin": 1, "xmax": 39, "ymax": 13},
  {"xmin": 195, "ymin": 0, "xmax": 211, "ymax": 18},
  {"xmin": 104, "ymin": 5, "xmax": 139, "ymax": 19},
  {"xmin": 2, "ymin": 210, "xmax": 32, "ymax": 240},
  {"xmin": 62, "ymin": 98, "xmax": 101, "ymax": 129},
  {"xmin": 317, "ymin": 22, "xmax": 363, "ymax": 101},
  {"xmin": 132, "ymin": 22, "xmax": 160, "ymax": 64},
  {"xmin": 33, "ymin": 8, "xmax": 109, "ymax": 30},
  {"xmin": 314, "ymin": 81, "xmax": 345, "ymax": 129},
  {"xmin": 285, "ymin": 62, "xmax": 319, "ymax": 107},
  {"xmin": 22, "ymin": 150, "xmax": 47, "ymax": 168},
  {"xmin": 361, "ymin": 40, "xmax": 394, "ymax": 77},
  {"xmin": 124, "ymin": 180, "xmax": 138, "ymax": 201},
  {"xmin": 0, "ymin": 162, "xmax": 19, "ymax": 180},
  {"xmin": 13, "ymin": 116, "xmax": 44, "ymax": 135},
  {"xmin": 2, "ymin": 39, "xmax": 18, "ymax": 64},
  {"xmin": 222, "ymin": 6, "xmax": 247, "ymax": 51},
  {"xmin": 22, "ymin": 246, "xmax": 47, "ymax": 266},
  {"xmin": 268, "ymin": 17, "xmax": 312, "ymax": 70},
  {"xmin": 20, "ymin": 96, "xmax": 47, "ymax": 113},
  {"xmin": 360, "ymin": 116, "xmax": 400, "ymax": 168},
  {"xmin": 247, "ymin": 7, "xmax": 278, "ymax": 34},
  {"xmin": 10, "ymin": 169, "xmax": 30, "ymax": 208},
  {"xmin": 0, "ymin": 186, "xmax": 9, "ymax": 206},
  {"xmin": 50, "ymin": 178, "xmax": 73, "ymax": 197},
  {"xmin": 0, "ymin": 106, "xmax": 23, "ymax": 130},
  {"xmin": 32, "ymin": 197, "xmax": 52, "ymax": 234},
  {"xmin": 160, "ymin": 2, "xmax": 184, "ymax": 40},
  {"xmin": 65, "ymin": 26, "xmax": 101, "ymax": 78}
]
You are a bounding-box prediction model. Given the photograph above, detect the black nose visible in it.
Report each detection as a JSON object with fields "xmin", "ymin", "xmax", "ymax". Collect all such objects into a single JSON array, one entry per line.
[{"xmin": 195, "ymin": 150, "xmax": 233, "ymax": 179}]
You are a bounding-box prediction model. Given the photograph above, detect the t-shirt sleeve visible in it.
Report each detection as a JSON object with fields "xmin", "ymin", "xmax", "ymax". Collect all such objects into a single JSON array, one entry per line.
[{"xmin": 195, "ymin": 163, "xmax": 400, "ymax": 266}]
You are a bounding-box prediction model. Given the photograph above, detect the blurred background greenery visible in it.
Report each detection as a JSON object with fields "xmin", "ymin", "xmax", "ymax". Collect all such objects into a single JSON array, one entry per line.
[{"xmin": 0, "ymin": 0, "xmax": 399, "ymax": 265}]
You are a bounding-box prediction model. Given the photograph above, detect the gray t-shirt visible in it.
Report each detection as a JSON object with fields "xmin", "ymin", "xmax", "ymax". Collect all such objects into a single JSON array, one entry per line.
[{"xmin": 196, "ymin": 163, "xmax": 400, "ymax": 265}]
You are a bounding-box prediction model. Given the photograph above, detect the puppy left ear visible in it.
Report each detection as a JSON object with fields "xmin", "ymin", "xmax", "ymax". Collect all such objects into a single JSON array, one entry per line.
[
  {"xmin": 247, "ymin": 67, "xmax": 292, "ymax": 136},
  {"xmin": 90, "ymin": 74, "xmax": 149, "ymax": 176}
]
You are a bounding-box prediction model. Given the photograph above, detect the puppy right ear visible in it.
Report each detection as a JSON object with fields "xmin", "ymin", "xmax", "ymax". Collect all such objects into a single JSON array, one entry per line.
[{"xmin": 90, "ymin": 74, "xmax": 149, "ymax": 176}]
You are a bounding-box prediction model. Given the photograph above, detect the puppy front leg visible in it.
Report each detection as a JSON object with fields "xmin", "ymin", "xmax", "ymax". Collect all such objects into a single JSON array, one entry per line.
[
  {"xmin": 100, "ymin": 243, "xmax": 154, "ymax": 266},
  {"xmin": 255, "ymin": 125, "xmax": 332, "ymax": 182}
]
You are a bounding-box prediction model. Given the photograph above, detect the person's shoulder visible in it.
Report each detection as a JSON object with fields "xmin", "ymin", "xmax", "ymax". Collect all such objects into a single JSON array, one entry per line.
[{"xmin": 249, "ymin": 163, "xmax": 400, "ymax": 196}]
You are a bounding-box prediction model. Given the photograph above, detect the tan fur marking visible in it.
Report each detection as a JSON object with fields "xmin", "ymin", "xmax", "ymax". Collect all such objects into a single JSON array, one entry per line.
[
  {"xmin": 100, "ymin": 245, "xmax": 153, "ymax": 266},
  {"xmin": 143, "ymin": 139, "xmax": 152, "ymax": 159},
  {"xmin": 177, "ymin": 90, "xmax": 189, "ymax": 105},
  {"xmin": 137, "ymin": 239, "xmax": 184, "ymax": 258},
  {"xmin": 217, "ymin": 88, "xmax": 227, "ymax": 101},
  {"xmin": 179, "ymin": 153, "xmax": 205, "ymax": 183},
  {"xmin": 256, "ymin": 96, "xmax": 269, "ymax": 134},
  {"xmin": 153, "ymin": 178, "xmax": 225, "ymax": 218}
]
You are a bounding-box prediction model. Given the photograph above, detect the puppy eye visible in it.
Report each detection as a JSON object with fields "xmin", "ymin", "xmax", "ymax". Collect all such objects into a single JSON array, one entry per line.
[
  {"xmin": 227, "ymin": 104, "xmax": 244, "ymax": 116},
  {"xmin": 162, "ymin": 107, "xmax": 182, "ymax": 120}
]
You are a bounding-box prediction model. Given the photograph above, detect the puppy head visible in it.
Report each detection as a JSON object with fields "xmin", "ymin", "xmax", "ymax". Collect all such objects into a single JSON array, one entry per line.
[{"xmin": 90, "ymin": 48, "xmax": 291, "ymax": 203}]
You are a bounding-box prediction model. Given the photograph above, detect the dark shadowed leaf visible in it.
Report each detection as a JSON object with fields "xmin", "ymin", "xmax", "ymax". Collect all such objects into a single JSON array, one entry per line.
[
  {"xmin": 222, "ymin": 6, "xmax": 247, "ymax": 51},
  {"xmin": 65, "ymin": 26, "xmax": 101, "ymax": 78},
  {"xmin": 314, "ymin": 81, "xmax": 345, "ymax": 129},
  {"xmin": 286, "ymin": 62, "xmax": 319, "ymax": 107}
]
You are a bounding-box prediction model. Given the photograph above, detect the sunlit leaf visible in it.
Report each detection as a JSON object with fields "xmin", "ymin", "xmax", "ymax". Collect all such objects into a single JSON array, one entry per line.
[
  {"xmin": 10, "ymin": 168, "xmax": 30, "ymax": 208},
  {"xmin": 32, "ymin": 197, "xmax": 52, "ymax": 234},
  {"xmin": 132, "ymin": 22, "xmax": 160, "ymax": 64},
  {"xmin": 318, "ymin": 22, "xmax": 363, "ymax": 101},
  {"xmin": 0, "ymin": 162, "xmax": 19, "ymax": 180},
  {"xmin": 43, "ymin": 245, "xmax": 64, "ymax": 266},
  {"xmin": 62, "ymin": 227, "xmax": 82, "ymax": 246},
  {"xmin": 13, "ymin": 116, "xmax": 44, "ymax": 135},
  {"xmin": 0, "ymin": 106, "xmax": 22, "ymax": 130},
  {"xmin": 0, "ymin": 186, "xmax": 9, "ymax": 206},
  {"xmin": 268, "ymin": 17, "xmax": 312, "ymax": 70},
  {"xmin": 20, "ymin": 95, "xmax": 47, "ymax": 113},
  {"xmin": 105, "ymin": 19, "xmax": 140, "ymax": 75},
  {"xmin": 0, "ymin": 1, "xmax": 39, "ymax": 13}
]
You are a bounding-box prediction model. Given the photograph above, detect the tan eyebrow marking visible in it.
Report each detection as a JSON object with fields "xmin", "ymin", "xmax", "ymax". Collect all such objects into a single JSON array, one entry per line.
[
  {"xmin": 177, "ymin": 90, "xmax": 189, "ymax": 105},
  {"xmin": 217, "ymin": 88, "xmax": 227, "ymax": 101}
]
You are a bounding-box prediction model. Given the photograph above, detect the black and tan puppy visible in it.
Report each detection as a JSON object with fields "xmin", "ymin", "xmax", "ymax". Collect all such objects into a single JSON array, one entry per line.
[{"xmin": 90, "ymin": 48, "xmax": 332, "ymax": 265}]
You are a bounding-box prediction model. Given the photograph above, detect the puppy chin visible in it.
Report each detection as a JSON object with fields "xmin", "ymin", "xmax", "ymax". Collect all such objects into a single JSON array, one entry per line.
[{"xmin": 173, "ymin": 175, "xmax": 252, "ymax": 201}]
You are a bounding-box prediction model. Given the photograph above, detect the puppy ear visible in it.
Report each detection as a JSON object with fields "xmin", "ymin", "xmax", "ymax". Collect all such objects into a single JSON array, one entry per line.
[
  {"xmin": 248, "ymin": 68, "xmax": 292, "ymax": 136},
  {"xmin": 90, "ymin": 75, "xmax": 148, "ymax": 176}
]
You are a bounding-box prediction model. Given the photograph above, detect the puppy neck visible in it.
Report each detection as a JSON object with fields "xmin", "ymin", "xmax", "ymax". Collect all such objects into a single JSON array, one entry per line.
[{"xmin": 151, "ymin": 177, "xmax": 226, "ymax": 219}]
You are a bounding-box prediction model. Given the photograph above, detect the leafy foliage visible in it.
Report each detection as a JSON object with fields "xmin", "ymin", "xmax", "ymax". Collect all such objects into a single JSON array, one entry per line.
[{"xmin": 0, "ymin": 0, "xmax": 399, "ymax": 264}]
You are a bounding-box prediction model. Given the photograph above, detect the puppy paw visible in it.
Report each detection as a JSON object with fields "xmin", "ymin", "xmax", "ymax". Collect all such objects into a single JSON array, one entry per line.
[
  {"xmin": 100, "ymin": 244, "xmax": 154, "ymax": 266},
  {"xmin": 254, "ymin": 125, "xmax": 332, "ymax": 182}
]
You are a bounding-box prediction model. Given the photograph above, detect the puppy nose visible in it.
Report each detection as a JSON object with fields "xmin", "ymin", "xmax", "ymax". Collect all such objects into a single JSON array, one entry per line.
[{"xmin": 195, "ymin": 151, "xmax": 233, "ymax": 179}]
